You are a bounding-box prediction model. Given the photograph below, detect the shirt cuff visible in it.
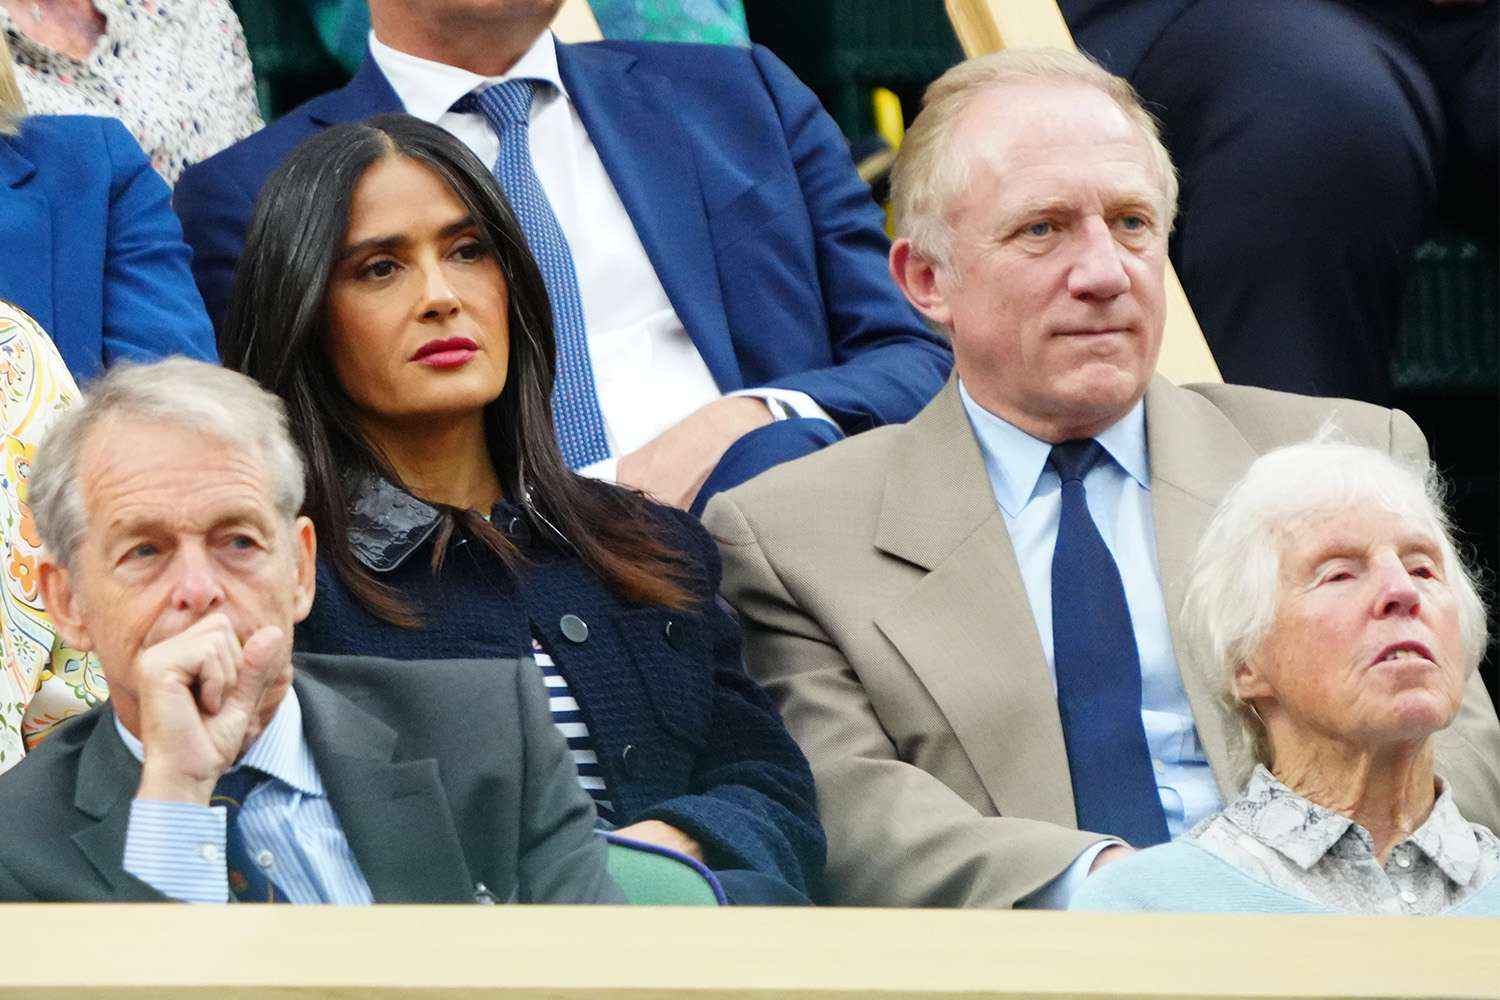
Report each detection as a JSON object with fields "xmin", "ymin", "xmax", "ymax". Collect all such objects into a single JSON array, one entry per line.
[
  {"xmin": 123, "ymin": 800, "xmax": 230, "ymax": 903},
  {"xmin": 575, "ymin": 455, "xmax": 619, "ymax": 483},
  {"xmin": 1017, "ymin": 839, "xmax": 1123, "ymax": 910},
  {"xmin": 727, "ymin": 387, "xmax": 838, "ymax": 428}
]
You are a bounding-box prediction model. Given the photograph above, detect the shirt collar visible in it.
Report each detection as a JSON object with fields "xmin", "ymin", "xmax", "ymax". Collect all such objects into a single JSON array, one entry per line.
[
  {"xmin": 113, "ymin": 687, "xmax": 323, "ymax": 798},
  {"xmin": 957, "ymin": 379, "xmax": 1149, "ymax": 518},
  {"xmin": 368, "ymin": 28, "xmax": 567, "ymax": 124},
  {"xmin": 1226, "ymin": 765, "xmax": 1480, "ymax": 883}
]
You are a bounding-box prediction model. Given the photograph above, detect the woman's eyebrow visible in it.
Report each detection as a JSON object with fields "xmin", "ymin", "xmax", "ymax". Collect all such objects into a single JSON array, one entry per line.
[{"xmin": 337, "ymin": 216, "xmax": 476, "ymax": 262}]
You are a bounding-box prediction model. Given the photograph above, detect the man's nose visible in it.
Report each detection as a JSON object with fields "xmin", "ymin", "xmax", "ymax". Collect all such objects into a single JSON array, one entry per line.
[
  {"xmin": 1372, "ymin": 552, "xmax": 1421, "ymax": 619},
  {"xmin": 169, "ymin": 544, "xmax": 226, "ymax": 615},
  {"xmin": 418, "ymin": 260, "xmax": 461, "ymax": 321},
  {"xmin": 1067, "ymin": 218, "xmax": 1130, "ymax": 300}
]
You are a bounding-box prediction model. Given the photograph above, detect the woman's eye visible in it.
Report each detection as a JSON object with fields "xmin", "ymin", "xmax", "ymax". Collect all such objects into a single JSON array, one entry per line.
[
  {"xmin": 452, "ymin": 241, "xmax": 485, "ymax": 261},
  {"xmin": 359, "ymin": 259, "xmax": 398, "ymax": 280},
  {"xmin": 1409, "ymin": 564, "xmax": 1436, "ymax": 580}
]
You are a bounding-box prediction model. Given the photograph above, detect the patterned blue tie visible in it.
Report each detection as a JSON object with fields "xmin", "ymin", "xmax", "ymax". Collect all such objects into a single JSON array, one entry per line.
[
  {"xmin": 211, "ymin": 766, "xmax": 288, "ymax": 903},
  {"xmin": 1048, "ymin": 440, "xmax": 1170, "ymax": 847},
  {"xmin": 454, "ymin": 80, "xmax": 610, "ymax": 468}
]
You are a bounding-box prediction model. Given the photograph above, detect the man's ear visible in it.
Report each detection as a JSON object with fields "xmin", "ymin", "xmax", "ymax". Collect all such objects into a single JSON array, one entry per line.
[
  {"xmin": 889, "ymin": 238, "xmax": 954, "ymax": 330},
  {"xmin": 37, "ymin": 557, "xmax": 94, "ymax": 652},
  {"xmin": 289, "ymin": 515, "xmax": 317, "ymax": 624}
]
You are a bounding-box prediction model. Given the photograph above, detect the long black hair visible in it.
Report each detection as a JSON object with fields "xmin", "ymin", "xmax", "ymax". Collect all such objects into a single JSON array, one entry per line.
[{"xmin": 221, "ymin": 113, "xmax": 693, "ymax": 625}]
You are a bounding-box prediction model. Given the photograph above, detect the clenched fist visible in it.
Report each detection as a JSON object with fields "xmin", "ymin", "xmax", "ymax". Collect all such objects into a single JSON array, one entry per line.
[{"xmin": 134, "ymin": 614, "xmax": 291, "ymax": 806}]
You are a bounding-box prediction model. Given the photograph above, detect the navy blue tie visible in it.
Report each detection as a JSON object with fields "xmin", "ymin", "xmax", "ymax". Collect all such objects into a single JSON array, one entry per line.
[
  {"xmin": 1048, "ymin": 440, "xmax": 1170, "ymax": 847},
  {"xmin": 454, "ymin": 80, "xmax": 611, "ymax": 468},
  {"xmin": 211, "ymin": 766, "xmax": 287, "ymax": 903}
]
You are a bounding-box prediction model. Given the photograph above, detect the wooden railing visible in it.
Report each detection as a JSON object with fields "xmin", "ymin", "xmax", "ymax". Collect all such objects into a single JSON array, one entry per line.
[{"xmin": 1, "ymin": 905, "xmax": 1493, "ymax": 998}]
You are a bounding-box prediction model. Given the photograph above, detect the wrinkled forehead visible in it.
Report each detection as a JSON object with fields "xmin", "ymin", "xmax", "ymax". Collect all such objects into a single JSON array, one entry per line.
[
  {"xmin": 1275, "ymin": 502, "xmax": 1448, "ymax": 571},
  {"xmin": 77, "ymin": 417, "xmax": 276, "ymax": 518}
]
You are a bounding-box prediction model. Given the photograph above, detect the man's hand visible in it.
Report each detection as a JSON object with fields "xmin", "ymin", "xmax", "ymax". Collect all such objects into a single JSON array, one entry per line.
[
  {"xmin": 1088, "ymin": 844, "xmax": 1136, "ymax": 873},
  {"xmin": 616, "ymin": 397, "xmax": 774, "ymax": 510},
  {"xmin": 612, "ymin": 820, "xmax": 706, "ymax": 863},
  {"xmin": 134, "ymin": 615, "xmax": 289, "ymax": 806}
]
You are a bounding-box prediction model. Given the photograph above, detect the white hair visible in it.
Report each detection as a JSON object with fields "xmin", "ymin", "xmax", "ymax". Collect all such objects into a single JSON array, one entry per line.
[
  {"xmin": 889, "ymin": 47, "xmax": 1178, "ymax": 274},
  {"xmin": 30, "ymin": 358, "xmax": 307, "ymax": 569},
  {"xmin": 1182, "ymin": 433, "xmax": 1488, "ymax": 764}
]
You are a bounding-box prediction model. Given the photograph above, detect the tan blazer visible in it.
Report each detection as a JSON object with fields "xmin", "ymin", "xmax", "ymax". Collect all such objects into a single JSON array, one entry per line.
[{"xmin": 707, "ymin": 377, "xmax": 1500, "ymax": 908}]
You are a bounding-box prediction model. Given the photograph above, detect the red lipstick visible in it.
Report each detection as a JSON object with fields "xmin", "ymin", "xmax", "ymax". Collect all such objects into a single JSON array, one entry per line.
[{"xmin": 411, "ymin": 337, "xmax": 479, "ymax": 369}]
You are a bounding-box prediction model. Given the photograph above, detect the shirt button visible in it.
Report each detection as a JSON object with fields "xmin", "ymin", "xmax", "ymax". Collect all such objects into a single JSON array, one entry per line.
[
  {"xmin": 255, "ymin": 849, "xmax": 274, "ymax": 869},
  {"xmin": 1152, "ymin": 760, "xmax": 1166, "ymax": 776},
  {"xmin": 198, "ymin": 844, "xmax": 219, "ymax": 863},
  {"xmin": 1399, "ymin": 890, "xmax": 1417, "ymax": 905},
  {"xmin": 1396, "ymin": 855, "xmax": 1412, "ymax": 869}
]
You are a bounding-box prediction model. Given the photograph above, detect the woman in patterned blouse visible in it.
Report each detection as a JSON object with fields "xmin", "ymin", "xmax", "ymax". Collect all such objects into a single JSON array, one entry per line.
[
  {"xmin": 219, "ymin": 114, "xmax": 824, "ymax": 905},
  {"xmin": 0, "ymin": 0, "xmax": 261, "ymax": 184},
  {"xmin": 1073, "ymin": 439, "xmax": 1500, "ymax": 915}
]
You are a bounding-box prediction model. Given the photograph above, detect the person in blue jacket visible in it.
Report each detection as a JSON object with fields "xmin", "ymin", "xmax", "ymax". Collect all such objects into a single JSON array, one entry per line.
[
  {"xmin": 174, "ymin": 0, "xmax": 950, "ymax": 515},
  {"xmin": 0, "ymin": 36, "xmax": 216, "ymax": 379},
  {"xmin": 219, "ymin": 114, "xmax": 824, "ymax": 905}
]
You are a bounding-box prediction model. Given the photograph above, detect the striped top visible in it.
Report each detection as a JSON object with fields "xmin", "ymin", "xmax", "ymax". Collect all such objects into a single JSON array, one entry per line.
[
  {"xmin": 532, "ymin": 635, "xmax": 615, "ymax": 823},
  {"xmin": 118, "ymin": 689, "xmax": 374, "ymax": 904}
]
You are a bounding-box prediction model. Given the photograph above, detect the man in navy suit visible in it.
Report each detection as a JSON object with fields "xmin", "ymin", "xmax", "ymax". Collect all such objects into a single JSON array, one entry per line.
[{"xmin": 174, "ymin": 0, "xmax": 951, "ymax": 513}]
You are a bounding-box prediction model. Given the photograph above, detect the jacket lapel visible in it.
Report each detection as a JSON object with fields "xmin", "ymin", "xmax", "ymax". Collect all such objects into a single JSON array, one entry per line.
[
  {"xmin": 556, "ymin": 43, "xmax": 738, "ymax": 389},
  {"xmin": 871, "ymin": 381, "xmax": 1077, "ymax": 825},
  {"xmin": 69, "ymin": 707, "xmax": 165, "ymax": 900},
  {"xmin": 0, "ymin": 136, "xmax": 54, "ymax": 334},
  {"xmin": 307, "ymin": 54, "xmax": 405, "ymax": 126},
  {"xmin": 294, "ymin": 674, "xmax": 475, "ymax": 903},
  {"xmin": 1144, "ymin": 378, "xmax": 1259, "ymax": 797}
]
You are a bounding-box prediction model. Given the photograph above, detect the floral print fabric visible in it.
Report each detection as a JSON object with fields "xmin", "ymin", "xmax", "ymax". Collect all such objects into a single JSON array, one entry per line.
[
  {"xmin": 1, "ymin": 0, "xmax": 262, "ymax": 184},
  {"xmin": 1190, "ymin": 764, "xmax": 1500, "ymax": 915},
  {"xmin": 0, "ymin": 301, "xmax": 102, "ymax": 773}
]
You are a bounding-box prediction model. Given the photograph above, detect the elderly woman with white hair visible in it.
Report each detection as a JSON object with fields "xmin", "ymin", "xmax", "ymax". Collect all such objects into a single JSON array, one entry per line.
[{"xmin": 1073, "ymin": 438, "xmax": 1500, "ymax": 915}]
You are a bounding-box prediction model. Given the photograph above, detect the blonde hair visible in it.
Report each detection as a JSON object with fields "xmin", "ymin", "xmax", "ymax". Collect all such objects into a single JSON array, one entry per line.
[
  {"xmin": 0, "ymin": 30, "xmax": 24, "ymax": 135},
  {"xmin": 889, "ymin": 47, "xmax": 1178, "ymax": 271}
]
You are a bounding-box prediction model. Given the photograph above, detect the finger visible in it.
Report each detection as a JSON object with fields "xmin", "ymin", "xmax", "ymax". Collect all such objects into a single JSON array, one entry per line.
[
  {"xmin": 197, "ymin": 625, "xmax": 240, "ymax": 715},
  {"xmin": 241, "ymin": 625, "xmax": 285, "ymax": 682}
]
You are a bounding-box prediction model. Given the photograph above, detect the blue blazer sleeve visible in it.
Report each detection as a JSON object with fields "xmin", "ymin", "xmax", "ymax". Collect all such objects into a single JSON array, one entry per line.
[
  {"xmin": 741, "ymin": 45, "xmax": 951, "ymax": 432},
  {"xmin": 96, "ymin": 118, "xmax": 217, "ymax": 369}
]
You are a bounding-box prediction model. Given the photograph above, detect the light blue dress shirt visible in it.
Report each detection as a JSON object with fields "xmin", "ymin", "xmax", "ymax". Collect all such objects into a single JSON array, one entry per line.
[
  {"xmin": 119, "ymin": 689, "xmax": 374, "ymax": 904},
  {"xmin": 958, "ymin": 382, "xmax": 1222, "ymax": 903}
]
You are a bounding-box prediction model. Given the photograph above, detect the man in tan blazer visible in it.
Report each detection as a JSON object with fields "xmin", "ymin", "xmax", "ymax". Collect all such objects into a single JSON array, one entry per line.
[{"xmin": 704, "ymin": 49, "xmax": 1500, "ymax": 908}]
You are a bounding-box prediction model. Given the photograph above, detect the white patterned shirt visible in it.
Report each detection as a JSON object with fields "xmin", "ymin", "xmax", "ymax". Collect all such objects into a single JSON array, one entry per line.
[
  {"xmin": 1, "ymin": 0, "xmax": 262, "ymax": 183},
  {"xmin": 1189, "ymin": 765, "xmax": 1500, "ymax": 916}
]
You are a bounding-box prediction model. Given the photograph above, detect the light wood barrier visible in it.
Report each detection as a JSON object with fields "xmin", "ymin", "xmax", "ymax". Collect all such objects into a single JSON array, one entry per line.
[
  {"xmin": 2, "ymin": 905, "xmax": 1494, "ymax": 998},
  {"xmin": 945, "ymin": 0, "xmax": 1221, "ymax": 386}
]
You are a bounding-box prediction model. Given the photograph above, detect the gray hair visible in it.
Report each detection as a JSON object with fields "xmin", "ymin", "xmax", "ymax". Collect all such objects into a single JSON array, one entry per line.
[
  {"xmin": 889, "ymin": 47, "xmax": 1178, "ymax": 274},
  {"xmin": 0, "ymin": 30, "xmax": 24, "ymax": 136},
  {"xmin": 1182, "ymin": 435, "xmax": 1488, "ymax": 765},
  {"xmin": 30, "ymin": 358, "xmax": 307, "ymax": 569}
]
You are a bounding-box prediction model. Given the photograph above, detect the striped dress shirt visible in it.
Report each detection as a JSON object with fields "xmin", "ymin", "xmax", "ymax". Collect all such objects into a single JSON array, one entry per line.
[
  {"xmin": 118, "ymin": 689, "xmax": 374, "ymax": 904},
  {"xmin": 533, "ymin": 635, "xmax": 615, "ymax": 823}
]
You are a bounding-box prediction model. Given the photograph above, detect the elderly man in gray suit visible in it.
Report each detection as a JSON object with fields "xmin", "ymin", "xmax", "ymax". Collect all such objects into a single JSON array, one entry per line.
[
  {"xmin": 705, "ymin": 48, "xmax": 1500, "ymax": 909},
  {"xmin": 0, "ymin": 358, "xmax": 622, "ymax": 904}
]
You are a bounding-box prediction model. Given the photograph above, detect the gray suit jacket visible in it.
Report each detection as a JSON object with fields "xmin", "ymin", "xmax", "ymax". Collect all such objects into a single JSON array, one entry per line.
[
  {"xmin": 0, "ymin": 653, "xmax": 624, "ymax": 904},
  {"xmin": 706, "ymin": 377, "xmax": 1500, "ymax": 908}
]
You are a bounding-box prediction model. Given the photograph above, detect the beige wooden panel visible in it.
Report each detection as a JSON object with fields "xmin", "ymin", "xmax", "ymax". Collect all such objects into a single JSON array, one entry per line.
[
  {"xmin": 552, "ymin": 0, "xmax": 603, "ymax": 42},
  {"xmin": 945, "ymin": 0, "xmax": 1221, "ymax": 385},
  {"xmin": 0, "ymin": 905, "xmax": 1495, "ymax": 999}
]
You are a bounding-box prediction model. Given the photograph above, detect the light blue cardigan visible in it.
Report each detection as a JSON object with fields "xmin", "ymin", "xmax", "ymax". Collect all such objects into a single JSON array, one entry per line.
[{"xmin": 1071, "ymin": 839, "xmax": 1500, "ymax": 916}]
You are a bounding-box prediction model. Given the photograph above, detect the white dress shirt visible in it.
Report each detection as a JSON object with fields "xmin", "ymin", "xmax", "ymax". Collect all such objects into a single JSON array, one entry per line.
[
  {"xmin": 368, "ymin": 30, "xmax": 832, "ymax": 480},
  {"xmin": 119, "ymin": 689, "xmax": 374, "ymax": 904},
  {"xmin": 958, "ymin": 381, "xmax": 1223, "ymax": 906}
]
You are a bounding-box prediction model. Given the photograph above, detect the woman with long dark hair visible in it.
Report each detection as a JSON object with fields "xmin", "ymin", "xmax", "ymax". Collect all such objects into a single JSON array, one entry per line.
[{"xmin": 221, "ymin": 114, "xmax": 822, "ymax": 904}]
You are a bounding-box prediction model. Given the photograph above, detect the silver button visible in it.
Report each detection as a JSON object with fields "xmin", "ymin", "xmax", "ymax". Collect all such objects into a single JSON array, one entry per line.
[
  {"xmin": 1152, "ymin": 759, "xmax": 1166, "ymax": 776},
  {"xmin": 198, "ymin": 844, "xmax": 220, "ymax": 863},
  {"xmin": 1399, "ymin": 890, "xmax": 1417, "ymax": 905},
  {"xmin": 255, "ymin": 849, "xmax": 274, "ymax": 869},
  {"xmin": 1396, "ymin": 854, "xmax": 1412, "ymax": 869}
]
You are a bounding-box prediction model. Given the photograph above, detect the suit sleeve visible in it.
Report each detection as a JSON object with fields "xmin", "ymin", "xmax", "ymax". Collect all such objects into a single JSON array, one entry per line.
[
  {"xmin": 512, "ymin": 658, "xmax": 626, "ymax": 904},
  {"xmin": 743, "ymin": 45, "xmax": 952, "ymax": 432},
  {"xmin": 98, "ymin": 119, "xmax": 218, "ymax": 366},
  {"xmin": 173, "ymin": 149, "xmax": 259, "ymax": 333},
  {"xmin": 633, "ymin": 511, "xmax": 827, "ymax": 896},
  {"xmin": 706, "ymin": 493, "xmax": 1108, "ymax": 908},
  {"xmin": 1391, "ymin": 408, "xmax": 1500, "ymax": 832}
]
